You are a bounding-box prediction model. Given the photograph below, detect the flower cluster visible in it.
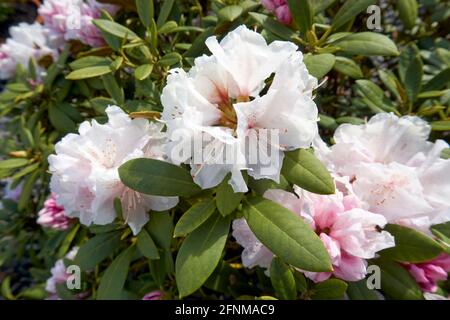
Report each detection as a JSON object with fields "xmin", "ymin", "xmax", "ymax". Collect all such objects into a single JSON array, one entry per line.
[
  {"xmin": 0, "ymin": 0, "xmax": 119, "ymax": 80},
  {"xmin": 39, "ymin": 0, "xmax": 119, "ymax": 48},
  {"xmin": 314, "ymin": 113, "xmax": 450, "ymax": 234},
  {"xmin": 48, "ymin": 106, "xmax": 178, "ymax": 235},
  {"xmin": 0, "ymin": 22, "xmax": 57, "ymax": 80},
  {"xmin": 161, "ymin": 25, "xmax": 318, "ymax": 192}
]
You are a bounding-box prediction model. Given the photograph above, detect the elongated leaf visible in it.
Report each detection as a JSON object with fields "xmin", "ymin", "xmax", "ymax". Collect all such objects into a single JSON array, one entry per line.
[
  {"xmin": 355, "ymin": 79, "xmax": 398, "ymax": 113},
  {"xmin": 147, "ymin": 212, "xmax": 173, "ymax": 250},
  {"xmin": 93, "ymin": 19, "xmax": 139, "ymax": 40},
  {"xmin": 270, "ymin": 257, "xmax": 297, "ymax": 300},
  {"xmin": 216, "ymin": 174, "xmax": 244, "ymax": 217},
  {"xmin": 423, "ymin": 68, "xmax": 450, "ymax": 91},
  {"xmin": 287, "ymin": 0, "xmax": 313, "ymax": 33},
  {"xmin": 0, "ymin": 158, "xmax": 29, "ymax": 170},
  {"xmin": 303, "ymin": 53, "xmax": 335, "ymax": 79},
  {"xmin": 218, "ymin": 5, "xmax": 243, "ymax": 22},
  {"xmin": 396, "ymin": 0, "xmax": 418, "ymax": 29},
  {"xmin": 158, "ymin": 52, "xmax": 182, "ymax": 67},
  {"xmin": 347, "ymin": 279, "xmax": 379, "ymax": 300},
  {"xmin": 74, "ymin": 231, "xmax": 121, "ymax": 270},
  {"xmin": 334, "ymin": 32, "xmax": 399, "ymax": 56},
  {"xmin": 136, "ymin": 0, "xmax": 154, "ymax": 28},
  {"xmin": 156, "ymin": 0, "xmax": 175, "ymax": 28},
  {"xmin": 97, "ymin": 246, "xmax": 135, "ymax": 300},
  {"xmin": 66, "ymin": 66, "xmax": 112, "ymax": 80},
  {"xmin": 134, "ymin": 64, "xmax": 153, "ymax": 80},
  {"xmin": 174, "ymin": 198, "xmax": 216, "ymax": 237},
  {"xmin": 248, "ymin": 12, "xmax": 295, "ymax": 41},
  {"xmin": 69, "ymin": 56, "xmax": 111, "ymax": 70},
  {"xmin": 380, "ymin": 224, "xmax": 442, "ymax": 263},
  {"xmin": 333, "ymin": 56, "xmax": 363, "ymax": 79},
  {"xmin": 376, "ymin": 259, "xmax": 423, "ymax": 300},
  {"xmin": 119, "ymin": 158, "xmax": 201, "ymax": 197},
  {"xmin": 311, "ymin": 279, "xmax": 347, "ymax": 300},
  {"xmin": 431, "ymin": 121, "xmax": 450, "ymax": 131},
  {"xmin": 102, "ymin": 74, "xmax": 124, "ymax": 105},
  {"xmin": 332, "ymin": 0, "xmax": 376, "ymax": 30},
  {"xmin": 175, "ymin": 215, "xmax": 230, "ymax": 298},
  {"xmin": 137, "ymin": 229, "xmax": 159, "ymax": 259},
  {"xmin": 281, "ymin": 149, "xmax": 335, "ymax": 195},
  {"xmin": 243, "ymin": 197, "xmax": 332, "ymax": 272}
]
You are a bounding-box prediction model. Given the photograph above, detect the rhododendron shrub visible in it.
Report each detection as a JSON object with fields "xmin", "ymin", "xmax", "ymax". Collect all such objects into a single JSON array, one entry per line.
[{"xmin": 0, "ymin": 0, "xmax": 449, "ymax": 301}]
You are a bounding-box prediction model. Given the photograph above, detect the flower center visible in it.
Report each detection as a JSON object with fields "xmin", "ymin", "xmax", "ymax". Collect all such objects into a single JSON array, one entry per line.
[{"xmin": 216, "ymin": 95, "xmax": 249, "ymax": 131}]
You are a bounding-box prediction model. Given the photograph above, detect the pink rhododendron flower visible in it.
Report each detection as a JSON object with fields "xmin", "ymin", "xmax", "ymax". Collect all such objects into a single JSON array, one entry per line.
[
  {"xmin": 261, "ymin": 0, "xmax": 292, "ymax": 25},
  {"xmin": 314, "ymin": 113, "xmax": 450, "ymax": 233},
  {"xmin": 0, "ymin": 22, "xmax": 57, "ymax": 80},
  {"xmin": 46, "ymin": 247, "xmax": 78, "ymax": 298},
  {"xmin": 404, "ymin": 254, "xmax": 450, "ymax": 293},
  {"xmin": 48, "ymin": 106, "xmax": 178, "ymax": 235},
  {"xmin": 232, "ymin": 187, "xmax": 394, "ymax": 282},
  {"xmin": 39, "ymin": 0, "xmax": 119, "ymax": 48},
  {"xmin": 143, "ymin": 291, "xmax": 163, "ymax": 300},
  {"xmin": 37, "ymin": 193, "xmax": 73, "ymax": 230}
]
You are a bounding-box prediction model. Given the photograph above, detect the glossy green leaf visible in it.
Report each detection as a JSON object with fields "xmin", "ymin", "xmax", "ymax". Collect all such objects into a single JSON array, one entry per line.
[
  {"xmin": 175, "ymin": 214, "xmax": 230, "ymax": 298},
  {"xmin": 216, "ymin": 174, "xmax": 244, "ymax": 217},
  {"xmin": 396, "ymin": 0, "xmax": 418, "ymax": 29},
  {"xmin": 270, "ymin": 257, "xmax": 297, "ymax": 300},
  {"xmin": 174, "ymin": 198, "xmax": 216, "ymax": 237},
  {"xmin": 66, "ymin": 66, "xmax": 112, "ymax": 80},
  {"xmin": 218, "ymin": 5, "xmax": 243, "ymax": 22},
  {"xmin": 136, "ymin": 0, "xmax": 154, "ymax": 28},
  {"xmin": 74, "ymin": 231, "xmax": 121, "ymax": 270},
  {"xmin": 287, "ymin": 0, "xmax": 313, "ymax": 33},
  {"xmin": 303, "ymin": 53, "xmax": 335, "ymax": 78},
  {"xmin": 119, "ymin": 158, "xmax": 201, "ymax": 197},
  {"xmin": 333, "ymin": 56, "xmax": 363, "ymax": 79},
  {"xmin": 134, "ymin": 64, "xmax": 153, "ymax": 80},
  {"xmin": 311, "ymin": 278, "xmax": 347, "ymax": 300},
  {"xmin": 334, "ymin": 32, "xmax": 399, "ymax": 56},
  {"xmin": 137, "ymin": 229, "xmax": 159, "ymax": 259},
  {"xmin": 347, "ymin": 279, "xmax": 379, "ymax": 300},
  {"xmin": 282, "ymin": 149, "xmax": 335, "ymax": 195},
  {"xmin": 97, "ymin": 246, "xmax": 136, "ymax": 300},
  {"xmin": 243, "ymin": 197, "xmax": 332, "ymax": 272},
  {"xmin": 93, "ymin": 19, "xmax": 139, "ymax": 40}
]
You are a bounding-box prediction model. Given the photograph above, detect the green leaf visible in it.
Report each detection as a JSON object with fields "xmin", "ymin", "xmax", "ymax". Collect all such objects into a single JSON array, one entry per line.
[
  {"xmin": 119, "ymin": 158, "xmax": 201, "ymax": 197},
  {"xmin": 0, "ymin": 158, "xmax": 29, "ymax": 170},
  {"xmin": 400, "ymin": 45, "xmax": 423, "ymax": 103},
  {"xmin": 423, "ymin": 68, "xmax": 450, "ymax": 92},
  {"xmin": 431, "ymin": 120, "xmax": 450, "ymax": 131},
  {"xmin": 69, "ymin": 56, "xmax": 111, "ymax": 70},
  {"xmin": 137, "ymin": 229, "xmax": 159, "ymax": 259},
  {"xmin": 248, "ymin": 12, "xmax": 295, "ymax": 41},
  {"xmin": 97, "ymin": 246, "xmax": 135, "ymax": 300},
  {"xmin": 440, "ymin": 148, "xmax": 450, "ymax": 160},
  {"xmin": 44, "ymin": 45, "xmax": 69, "ymax": 90},
  {"xmin": 102, "ymin": 74, "xmax": 125, "ymax": 105},
  {"xmin": 333, "ymin": 56, "xmax": 363, "ymax": 79},
  {"xmin": 18, "ymin": 170, "xmax": 40, "ymax": 211},
  {"xmin": 379, "ymin": 69, "xmax": 402, "ymax": 101},
  {"xmin": 334, "ymin": 32, "xmax": 399, "ymax": 56},
  {"xmin": 156, "ymin": 0, "xmax": 175, "ymax": 28},
  {"xmin": 216, "ymin": 174, "xmax": 244, "ymax": 217},
  {"xmin": 136, "ymin": 0, "xmax": 154, "ymax": 28},
  {"xmin": 48, "ymin": 103, "xmax": 76, "ymax": 133},
  {"xmin": 270, "ymin": 257, "xmax": 297, "ymax": 300},
  {"xmin": 310, "ymin": 279, "xmax": 347, "ymax": 300},
  {"xmin": 147, "ymin": 212, "xmax": 173, "ymax": 250},
  {"xmin": 218, "ymin": 5, "xmax": 243, "ymax": 22},
  {"xmin": 380, "ymin": 224, "xmax": 443, "ymax": 263},
  {"xmin": 158, "ymin": 52, "xmax": 182, "ymax": 67},
  {"xmin": 66, "ymin": 66, "xmax": 112, "ymax": 80},
  {"xmin": 332, "ymin": 0, "xmax": 376, "ymax": 30},
  {"xmin": 396, "ymin": 0, "xmax": 418, "ymax": 29},
  {"xmin": 175, "ymin": 214, "xmax": 230, "ymax": 298},
  {"xmin": 174, "ymin": 198, "xmax": 216, "ymax": 237},
  {"xmin": 303, "ymin": 53, "xmax": 335, "ymax": 78},
  {"xmin": 74, "ymin": 231, "xmax": 121, "ymax": 270},
  {"xmin": 376, "ymin": 259, "xmax": 423, "ymax": 300},
  {"xmin": 134, "ymin": 64, "xmax": 153, "ymax": 80},
  {"xmin": 347, "ymin": 279, "xmax": 379, "ymax": 300},
  {"xmin": 355, "ymin": 80, "xmax": 398, "ymax": 113},
  {"xmin": 243, "ymin": 197, "xmax": 332, "ymax": 272},
  {"xmin": 93, "ymin": 19, "xmax": 139, "ymax": 40},
  {"xmin": 431, "ymin": 222, "xmax": 450, "ymax": 241},
  {"xmin": 287, "ymin": 0, "xmax": 313, "ymax": 33},
  {"xmin": 281, "ymin": 149, "xmax": 335, "ymax": 195}
]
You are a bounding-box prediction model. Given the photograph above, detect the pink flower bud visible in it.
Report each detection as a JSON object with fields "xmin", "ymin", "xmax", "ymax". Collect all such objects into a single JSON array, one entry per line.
[{"xmin": 405, "ymin": 254, "xmax": 450, "ymax": 293}]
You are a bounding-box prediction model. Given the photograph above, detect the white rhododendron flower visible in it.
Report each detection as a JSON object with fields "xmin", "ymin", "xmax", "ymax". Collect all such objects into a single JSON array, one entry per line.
[
  {"xmin": 161, "ymin": 25, "xmax": 318, "ymax": 192},
  {"xmin": 315, "ymin": 113, "xmax": 450, "ymax": 232},
  {"xmin": 0, "ymin": 22, "xmax": 57, "ymax": 80},
  {"xmin": 232, "ymin": 187, "xmax": 394, "ymax": 281},
  {"xmin": 48, "ymin": 106, "xmax": 178, "ymax": 235}
]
